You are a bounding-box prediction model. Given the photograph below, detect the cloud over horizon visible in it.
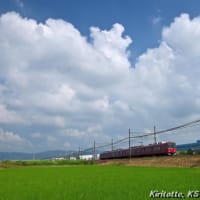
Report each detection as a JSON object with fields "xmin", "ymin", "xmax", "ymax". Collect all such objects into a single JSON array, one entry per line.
[{"xmin": 0, "ymin": 12, "xmax": 200, "ymax": 152}]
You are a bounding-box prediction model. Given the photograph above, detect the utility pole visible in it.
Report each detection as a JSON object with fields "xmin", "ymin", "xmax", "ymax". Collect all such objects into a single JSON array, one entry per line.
[
  {"xmin": 129, "ymin": 128, "xmax": 131, "ymax": 160},
  {"xmin": 78, "ymin": 147, "xmax": 81, "ymax": 159},
  {"xmin": 111, "ymin": 138, "xmax": 114, "ymax": 159},
  {"xmin": 32, "ymin": 152, "xmax": 35, "ymax": 160},
  {"xmin": 93, "ymin": 141, "xmax": 96, "ymax": 161},
  {"xmin": 111, "ymin": 138, "xmax": 113, "ymax": 151},
  {"xmin": 153, "ymin": 125, "xmax": 157, "ymax": 144}
]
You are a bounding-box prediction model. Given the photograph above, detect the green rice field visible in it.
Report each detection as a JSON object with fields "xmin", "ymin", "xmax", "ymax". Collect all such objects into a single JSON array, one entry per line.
[{"xmin": 0, "ymin": 165, "xmax": 199, "ymax": 200}]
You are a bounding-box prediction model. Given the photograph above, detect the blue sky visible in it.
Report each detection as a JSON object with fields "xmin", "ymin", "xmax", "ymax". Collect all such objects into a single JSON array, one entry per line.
[
  {"xmin": 0, "ymin": 0, "xmax": 200, "ymax": 152},
  {"xmin": 1, "ymin": 0, "xmax": 200, "ymax": 61}
]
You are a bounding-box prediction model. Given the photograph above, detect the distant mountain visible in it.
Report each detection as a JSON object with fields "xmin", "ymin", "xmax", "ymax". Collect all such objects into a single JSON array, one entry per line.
[
  {"xmin": 0, "ymin": 152, "xmax": 32, "ymax": 160},
  {"xmin": 35, "ymin": 150, "xmax": 68, "ymax": 159},
  {"xmin": 0, "ymin": 149, "xmax": 102, "ymax": 161},
  {"xmin": 0, "ymin": 150, "xmax": 68, "ymax": 160}
]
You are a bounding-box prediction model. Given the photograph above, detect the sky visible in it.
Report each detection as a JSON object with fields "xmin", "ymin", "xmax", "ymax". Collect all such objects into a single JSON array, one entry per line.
[{"xmin": 0, "ymin": 0, "xmax": 200, "ymax": 152}]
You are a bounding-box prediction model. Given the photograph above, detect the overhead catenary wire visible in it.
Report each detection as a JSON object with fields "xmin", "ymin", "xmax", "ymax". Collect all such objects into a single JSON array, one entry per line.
[
  {"xmin": 131, "ymin": 118, "xmax": 200, "ymax": 139},
  {"xmin": 76, "ymin": 118, "xmax": 200, "ymax": 156}
]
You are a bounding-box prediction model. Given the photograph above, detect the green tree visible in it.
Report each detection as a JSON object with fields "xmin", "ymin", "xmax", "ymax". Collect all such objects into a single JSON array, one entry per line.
[{"xmin": 187, "ymin": 149, "xmax": 193, "ymax": 155}]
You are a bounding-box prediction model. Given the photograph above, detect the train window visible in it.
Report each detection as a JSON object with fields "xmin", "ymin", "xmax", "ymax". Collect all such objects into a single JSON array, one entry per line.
[
  {"xmin": 153, "ymin": 146, "xmax": 160, "ymax": 151},
  {"xmin": 168, "ymin": 143, "xmax": 176, "ymax": 148},
  {"xmin": 137, "ymin": 149, "xmax": 140, "ymax": 153},
  {"xmin": 145, "ymin": 147, "xmax": 152, "ymax": 152}
]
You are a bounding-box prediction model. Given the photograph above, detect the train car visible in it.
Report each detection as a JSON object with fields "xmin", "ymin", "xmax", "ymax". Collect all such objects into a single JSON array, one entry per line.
[{"xmin": 100, "ymin": 142, "xmax": 176, "ymax": 160}]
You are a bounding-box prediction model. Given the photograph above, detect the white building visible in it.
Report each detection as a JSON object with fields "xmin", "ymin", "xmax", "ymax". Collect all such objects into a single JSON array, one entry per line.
[
  {"xmin": 69, "ymin": 156, "xmax": 77, "ymax": 160},
  {"xmin": 79, "ymin": 154, "xmax": 100, "ymax": 160}
]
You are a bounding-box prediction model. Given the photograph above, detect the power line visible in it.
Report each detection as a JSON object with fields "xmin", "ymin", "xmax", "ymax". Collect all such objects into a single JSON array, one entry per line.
[
  {"xmin": 76, "ymin": 118, "xmax": 200, "ymax": 156},
  {"xmin": 133, "ymin": 118, "xmax": 200, "ymax": 139}
]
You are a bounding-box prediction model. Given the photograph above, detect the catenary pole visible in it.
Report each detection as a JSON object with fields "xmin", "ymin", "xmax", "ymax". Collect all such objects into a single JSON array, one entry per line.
[
  {"xmin": 129, "ymin": 128, "xmax": 131, "ymax": 160},
  {"xmin": 93, "ymin": 141, "xmax": 96, "ymax": 161},
  {"xmin": 153, "ymin": 126, "xmax": 157, "ymax": 144}
]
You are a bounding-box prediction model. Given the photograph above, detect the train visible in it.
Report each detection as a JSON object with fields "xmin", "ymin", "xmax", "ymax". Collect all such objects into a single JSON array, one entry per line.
[{"xmin": 100, "ymin": 141, "xmax": 176, "ymax": 160}]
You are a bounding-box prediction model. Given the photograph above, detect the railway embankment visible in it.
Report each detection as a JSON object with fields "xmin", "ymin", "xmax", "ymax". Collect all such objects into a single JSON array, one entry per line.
[{"xmin": 96, "ymin": 155, "xmax": 200, "ymax": 167}]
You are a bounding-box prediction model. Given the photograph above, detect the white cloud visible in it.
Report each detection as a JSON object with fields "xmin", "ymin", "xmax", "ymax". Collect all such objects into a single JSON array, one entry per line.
[
  {"xmin": 0, "ymin": 129, "xmax": 31, "ymax": 151},
  {"xmin": 61, "ymin": 129, "xmax": 85, "ymax": 137},
  {"xmin": 33, "ymin": 84, "xmax": 76, "ymax": 112},
  {"xmin": 0, "ymin": 104, "xmax": 24, "ymax": 124},
  {"xmin": 0, "ymin": 129, "xmax": 23, "ymax": 143},
  {"xmin": 163, "ymin": 14, "xmax": 200, "ymax": 58},
  {"xmin": 47, "ymin": 136, "xmax": 57, "ymax": 144},
  {"xmin": 61, "ymin": 125, "xmax": 102, "ymax": 138},
  {"xmin": 0, "ymin": 12, "xmax": 200, "ymax": 151},
  {"xmin": 63, "ymin": 142, "xmax": 71, "ymax": 149},
  {"xmin": 31, "ymin": 132, "xmax": 42, "ymax": 139},
  {"xmin": 90, "ymin": 23, "xmax": 132, "ymax": 68}
]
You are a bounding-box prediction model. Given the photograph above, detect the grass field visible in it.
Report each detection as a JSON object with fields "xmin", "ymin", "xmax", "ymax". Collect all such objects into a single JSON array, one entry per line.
[
  {"xmin": 0, "ymin": 165, "xmax": 199, "ymax": 200},
  {"xmin": 0, "ymin": 159, "xmax": 93, "ymax": 167}
]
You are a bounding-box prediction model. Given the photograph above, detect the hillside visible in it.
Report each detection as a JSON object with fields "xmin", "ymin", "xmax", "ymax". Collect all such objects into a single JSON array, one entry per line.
[
  {"xmin": 96, "ymin": 155, "xmax": 200, "ymax": 167},
  {"xmin": 0, "ymin": 150, "xmax": 68, "ymax": 160}
]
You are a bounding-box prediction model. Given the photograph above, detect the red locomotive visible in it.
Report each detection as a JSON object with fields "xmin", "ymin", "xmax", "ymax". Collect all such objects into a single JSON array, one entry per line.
[{"xmin": 100, "ymin": 142, "xmax": 176, "ymax": 160}]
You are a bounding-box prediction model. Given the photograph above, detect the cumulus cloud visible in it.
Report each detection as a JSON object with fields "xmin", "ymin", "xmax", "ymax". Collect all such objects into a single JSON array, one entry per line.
[
  {"xmin": 0, "ymin": 104, "xmax": 24, "ymax": 123},
  {"xmin": 0, "ymin": 129, "xmax": 31, "ymax": 151},
  {"xmin": 63, "ymin": 142, "xmax": 71, "ymax": 149},
  {"xmin": 90, "ymin": 23, "xmax": 132, "ymax": 68},
  {"xmin": 61, "ymin": 125, "xmax": 103, "ymax": 138},
  {"xmin": 0, "ymin": 12, "xmax": 200, "ymax": 151},
  {"xmin": 31, "ymin": 132, "xmax": 42, "ymax": 139}
]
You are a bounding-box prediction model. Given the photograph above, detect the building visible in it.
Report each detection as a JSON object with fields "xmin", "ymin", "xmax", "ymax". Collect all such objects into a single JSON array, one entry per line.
[{"xmin": 79, "ymin": 154, "xmax": 100, "ymax": 160}]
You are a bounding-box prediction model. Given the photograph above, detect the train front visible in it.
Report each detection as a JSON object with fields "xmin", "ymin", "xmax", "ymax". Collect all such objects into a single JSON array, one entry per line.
[{"xmin": 167, "ymin": 142, "xmax": 176, "ymax": 155}]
